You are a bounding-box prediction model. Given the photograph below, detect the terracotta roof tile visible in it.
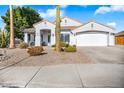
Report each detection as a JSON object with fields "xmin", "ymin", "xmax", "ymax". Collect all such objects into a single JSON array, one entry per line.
[
  {"xmin": 115, "ymin": 31, "xmax": 124, "ymax": 36},
  {"xmin": 23, "ymin": 28, "xmax": 35, "ymax": 33},
  {"xmin": 61, "ymin": 26, "xmax": 79, "ymax": 30}
]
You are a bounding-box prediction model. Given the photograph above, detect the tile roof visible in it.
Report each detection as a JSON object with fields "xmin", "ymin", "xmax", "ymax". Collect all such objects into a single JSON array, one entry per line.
[
  {"xmin": 115, "ymin": 31, "xmax": 124, "ymax": 36},
  {"xmin": 23, "ymin": 28, "xmax": 35, "ymax": 33},
  {"xmin": 61, "ymin": 26, "xmax": 79, "ymax": 30}
]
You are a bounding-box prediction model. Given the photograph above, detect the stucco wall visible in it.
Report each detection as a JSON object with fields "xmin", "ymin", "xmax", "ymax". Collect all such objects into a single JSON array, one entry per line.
[
  {"xmin": 31, "ymin": 18, "xmax": 115, "ymax": 46},
  {"xmin": 72, "ymin": 21, "xmax": 115, "ymax": 33},
  {"xmin": 33, "ymin": 20, "xmax": 55, "ymax": 46},
  {"xmin": 24, "ymin": 33, "xmax": 28, "ymax": 43},
  {"xmin": 109, "ymin": 34, "xmax": 115, "ymax": 46},
  {"xmin": 60, "ymin": 17, "xmax": 82, "ymax": 26}
]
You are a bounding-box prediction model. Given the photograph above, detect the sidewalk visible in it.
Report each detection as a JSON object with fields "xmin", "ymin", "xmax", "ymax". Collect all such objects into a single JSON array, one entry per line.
[{"xmin": 0, "ymin": 64, "xmax": 124, "ymax": 88}]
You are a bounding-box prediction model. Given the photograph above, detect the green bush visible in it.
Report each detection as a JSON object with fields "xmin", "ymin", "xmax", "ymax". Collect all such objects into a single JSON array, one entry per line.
[
  {"xmin": 19, "ymin": 42, "xmax": 28, "ymax": 49},
  {"xmin": 73, "ymin": 45, "xmax": 76, "ymax": 47},
  {"xmin": 60, "ymin": 42, "xmax": 66, "ymax": 47},
  {"xmin": 64, "ymin": 45, "xmax": 77, "ymax": 52},
  {"xmin": 27, "ymin": 46, "xmax": 44, "ymax": 56},
  {"xmin": 51, "ymin": 42, "xmax": 69, "ymax": 48},
  {"xmin": 0, "ymin": 30, "xmax": 9, "ymax": 48},
  {"xmin": 60, "ymin": 42, "xmax": 69, "ymax": 47},
  {"xmin": 51, "ymin": 44, "xmax": 55, "ymax": 47}
]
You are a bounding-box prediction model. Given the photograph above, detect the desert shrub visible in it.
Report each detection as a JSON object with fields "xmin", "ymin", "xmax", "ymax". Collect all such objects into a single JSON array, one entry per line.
[
  {"xmin": 27, "ymin": 46, "xmax": 44, "ymax": 56},
  {"xmin": 73, "ymin": 45, "xmax": 76, "ymax": 47},
  {"xmin": 60, "ymin": 42, "xmax": 66, "ymax": 47},
  {"xmin": 65, "ymin": 43, "xmax": 69, "ymax": 47},
  {"xmin": 19, "ymin": 42, "xmax": 28, "ymax": 49},
  {"xmin": 51, "ymin": 42, "xmax": 69, "ymax": 48},
  {"xmin": 64, "ymin": 45, "xmax": 77, "ymax": 52},
  {"xmin": 51, "ymin": 44, "xmax": 55, "ymax": 47},
  {"xmin": 60, "ymin": 47, "xmax": 65, "ymax": 52},
  {"xmin": 60, "ymin": 42, "xmax": 69, "ymax": 47}
]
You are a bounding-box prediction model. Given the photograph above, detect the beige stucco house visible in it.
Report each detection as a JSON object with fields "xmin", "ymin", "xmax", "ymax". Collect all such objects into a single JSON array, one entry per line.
[{"xmin": 23, "ymin": 16, "xmax": 115, "ymax": 46}]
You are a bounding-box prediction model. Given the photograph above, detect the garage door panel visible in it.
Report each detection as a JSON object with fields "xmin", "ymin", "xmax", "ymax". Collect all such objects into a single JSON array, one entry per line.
[{"xmin": 76, "ymin": 33, "xmax": 108, "ymax": 46}]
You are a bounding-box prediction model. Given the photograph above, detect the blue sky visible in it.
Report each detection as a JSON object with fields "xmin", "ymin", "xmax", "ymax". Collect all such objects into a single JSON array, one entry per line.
[{"xmin": 0, "ymin": 5, "xmax": 124, "ymax": 33}]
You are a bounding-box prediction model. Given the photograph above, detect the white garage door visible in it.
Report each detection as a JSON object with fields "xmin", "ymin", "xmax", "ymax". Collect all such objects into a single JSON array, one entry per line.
[{"xmin": 76, "ymin": 32, "xmax": 108, "ymax": 46}]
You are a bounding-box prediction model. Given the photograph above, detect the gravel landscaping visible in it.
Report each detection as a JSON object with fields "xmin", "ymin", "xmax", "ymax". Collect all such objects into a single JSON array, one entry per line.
[
  {"xmin": 0, "ymin": 47, "xmax": 93, "ymax": 69},
  {"xmin": 1, "ymin": 46, "xmax": 123, "ymax": 69},
  {"xmin": 0, "ymin": 48, "xmax": 29, "ymax": 70}
]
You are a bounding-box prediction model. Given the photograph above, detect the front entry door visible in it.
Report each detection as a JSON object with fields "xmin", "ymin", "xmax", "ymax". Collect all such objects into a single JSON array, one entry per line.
[
  {"xmin": 48, "ymin": 35, "xmax": 51, "ymax": 44},
  {"xmin": 41, "ymin": 34, "xmax": 43, "ymax": 43}
]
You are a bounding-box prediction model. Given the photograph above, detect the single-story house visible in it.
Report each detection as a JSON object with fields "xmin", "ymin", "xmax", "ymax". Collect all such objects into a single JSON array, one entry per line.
[
  {"xmin": 115, "ymin": 31, "xmax": 124, "ymax": 45},
  {"xmin": 23, "ymin": 16, "xmax": 115, "ymax": 46}
]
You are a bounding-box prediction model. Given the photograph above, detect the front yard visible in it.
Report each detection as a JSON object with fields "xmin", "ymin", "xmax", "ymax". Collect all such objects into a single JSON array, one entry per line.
[
  {"xmin": 1, "ymin": 46, "xmax": 124, "ymax": 69},
  {"xmin": 0, "ymin": 46, "xmax": 92, "ymax": 69},
  {"xmin": 0, "ymin": 46, "xmax": 124, "ymax": 88}
]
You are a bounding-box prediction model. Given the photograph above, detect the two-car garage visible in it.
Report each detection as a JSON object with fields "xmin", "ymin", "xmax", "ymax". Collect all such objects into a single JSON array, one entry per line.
[
  {"xmin": 72, "ymin": 21, "xmax": 115, "ymax": 46},
  {"xmin": 76, "ymin": 31, "xmax": 108, "ymax": 46}
]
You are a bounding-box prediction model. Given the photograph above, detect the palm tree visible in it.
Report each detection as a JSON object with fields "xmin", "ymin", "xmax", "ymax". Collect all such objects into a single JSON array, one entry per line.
[
  {"xmin": 9, "ymin": 5, "xmax": 15, "ymax": 48},
  {"xmin": 55, "ymin": 5, "xmax": 61, "ymax": 52}
]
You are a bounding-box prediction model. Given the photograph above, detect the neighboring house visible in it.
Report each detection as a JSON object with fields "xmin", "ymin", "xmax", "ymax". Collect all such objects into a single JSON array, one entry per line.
[
  {"xmin": 115, "ymin": 31, "xmax": 124, "ymax": 45},
  {"xmin": 23, "ymin": 16, "xmax": 115, "ymax": 46}
]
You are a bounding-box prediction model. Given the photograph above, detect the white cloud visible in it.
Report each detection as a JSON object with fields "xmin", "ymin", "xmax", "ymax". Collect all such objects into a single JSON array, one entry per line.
[
  {"xmin": 60, "ymin": 5, "xmax": 68, "ymax": 8},
  {"xmin": 1, "ymin": 23, "xmax": 6, "ymax": 30},
  {"xmin": 95, "ymin": 5, "xmax": 124, "ymax": 15},
  {"xmin": 0, "ymin": 16, "xmax": 6, "ymax": 30},
  {"xmin": 95, "ymin": 6, "xmax": 111, "ymax": 15},
  {"xmin": 38, "ymin": 8, "xmax": 64, "ymax": 18},
  {"xmin": 107, "ymin": 22, "xmax": 116, "ymax": 28},
  {"xmin": 15, "ymin": 5, "xmax": 24, "ymax": 7},
  {"xmin": 0, "ymin": 16, "xmax": 2, "ymax": 21}
]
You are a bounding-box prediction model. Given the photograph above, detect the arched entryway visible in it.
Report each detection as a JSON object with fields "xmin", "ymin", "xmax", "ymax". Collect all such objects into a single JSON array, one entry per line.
[{"xmin": 40, "ymin": 29, "xmax": 51, "ymax": 46}]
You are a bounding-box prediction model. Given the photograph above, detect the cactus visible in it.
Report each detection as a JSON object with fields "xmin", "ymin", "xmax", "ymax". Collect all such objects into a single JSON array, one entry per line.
[
  {"xmin": 0, "ymin": 30, "xmax": 9, "ymax": 48},
  {"xmin": 1, "ymin": 31, "xmax": 6, "ymax": 48}
]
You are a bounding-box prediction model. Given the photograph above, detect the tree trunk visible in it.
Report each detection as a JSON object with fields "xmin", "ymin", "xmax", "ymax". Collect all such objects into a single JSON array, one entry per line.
[
  {"xmin": 9, "ymin": 5, "xmax": 15, "ymax": 48},
  {"xmin": 55, "ymin": 5, "xmax": 61, "ymax": 52}
]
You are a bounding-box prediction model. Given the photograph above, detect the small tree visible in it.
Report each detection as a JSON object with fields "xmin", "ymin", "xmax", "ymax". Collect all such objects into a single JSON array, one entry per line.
[
  {"xmin": 1, "ymin": 31, "xmax": 6, "ymax": 48},
  {"xmin": 1, "ymin": 6, "xmax": 42, "ymax": 40},
  {"xmin": 0, "ymin": 29, "xmax": 9, "ymax": 48}
]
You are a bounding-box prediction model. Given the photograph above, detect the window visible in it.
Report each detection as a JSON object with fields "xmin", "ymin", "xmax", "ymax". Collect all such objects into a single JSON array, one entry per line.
[
  {"xmin": 91, "ymin": 23, "xmax": 93, "ymax": 28},
  {"xmin": 48, "ymin": 35, "xmax": 50, "ymax": 43},
  {"xmin": 41, "ymin": 34, "xmax": 43, "ymax": 42},
  {"xmin": 60, "ymin": 33, "xmax": 70, "ymax": 43},
  {"xmin": 65, "ymin": 19, "xmax": 67, "ymax": 23},
  {"xmin": 28, "ymin": 34, "xmax": 30, "ymax": 42}
]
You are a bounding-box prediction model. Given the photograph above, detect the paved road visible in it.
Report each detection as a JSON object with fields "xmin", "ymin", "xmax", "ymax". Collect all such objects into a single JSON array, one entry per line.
[{"xmin": 0, "ymin": 64, "xmax": 124, "ymax": 88}]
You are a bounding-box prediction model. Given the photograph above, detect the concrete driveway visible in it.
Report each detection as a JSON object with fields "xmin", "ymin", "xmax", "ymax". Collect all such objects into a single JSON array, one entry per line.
[{"xmin": 78, "ymin": 46, "xmax": 124, "ymax": 64}]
